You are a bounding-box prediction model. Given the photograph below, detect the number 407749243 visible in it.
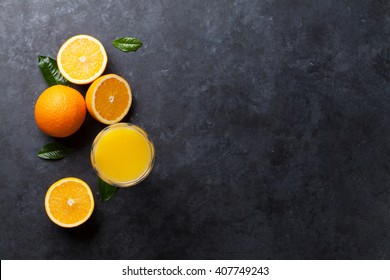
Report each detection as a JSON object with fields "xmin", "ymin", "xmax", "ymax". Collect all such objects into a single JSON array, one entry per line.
[{"xmin": 214, "ymin": 267, "xmax": 269, "ymax": 276}]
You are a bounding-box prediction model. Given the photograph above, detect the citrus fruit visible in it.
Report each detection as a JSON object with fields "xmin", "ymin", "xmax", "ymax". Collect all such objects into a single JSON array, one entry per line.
[
  {"xmin": 45, "ymin": 177, "xmax": 94, "ymax": 228},
  {"xmin": 57, "ymin": 34, "xmax": 108, "ymax": 84},
  {"xmin": 34, "ymin": 85, "xmax": 86, "ymax": 138},
  {"xmin": 85, "ymin": 74, "xmax": 132, "ymax": 124}
]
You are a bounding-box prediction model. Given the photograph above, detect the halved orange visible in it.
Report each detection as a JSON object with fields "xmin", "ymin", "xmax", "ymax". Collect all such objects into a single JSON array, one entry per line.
[
  {"xmin": 57, "ymin": 34, "xmax": 108, "ymax": 84},
  {"xmin": 45, "ymin": 177, "xmax": 94, "ymax": 228},
  {"xmin": 85, "ymin": 74, "xmax": 132, "ymax": 124}
]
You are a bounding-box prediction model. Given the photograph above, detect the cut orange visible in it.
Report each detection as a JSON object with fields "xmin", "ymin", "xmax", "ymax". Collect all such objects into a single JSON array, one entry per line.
[
  {"xmin": 57, "ymin": 34, "xmax": 108, "ymax": 84},
  {"xmin": 45, "ymin": 177, "xmax": 94, "ymax": 228},
  {"xmin": 85, "ymin": 74, "xmax": 132, "ymax": 124}
]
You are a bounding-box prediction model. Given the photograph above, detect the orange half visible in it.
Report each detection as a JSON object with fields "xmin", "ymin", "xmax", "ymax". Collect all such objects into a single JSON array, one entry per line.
[
  {"xmin": 45, "ymin": 177, "xmax": 94, "ymax": 228},
  {"xmin": 57, "ymin": 34, "xmax": 108, "ymax": 84},
  {"xmin": 85, "ymin": 74, "xmax": 132, "ymax": 124}
]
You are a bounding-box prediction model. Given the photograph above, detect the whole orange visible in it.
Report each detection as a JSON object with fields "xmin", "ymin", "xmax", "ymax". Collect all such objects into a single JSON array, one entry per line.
[{"xmin": 34, "ymin": 85, "xmax": 86, "ymax": 137}]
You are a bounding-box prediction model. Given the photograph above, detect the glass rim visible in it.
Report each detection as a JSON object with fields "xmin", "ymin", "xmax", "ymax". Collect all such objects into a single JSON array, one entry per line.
[{"xmin": 90, "ymin": 123, "xmax": 155, "ymax": 188}]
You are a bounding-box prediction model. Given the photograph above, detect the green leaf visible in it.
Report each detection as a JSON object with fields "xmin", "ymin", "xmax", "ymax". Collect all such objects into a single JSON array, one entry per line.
[
  {"xmin": 112, "ymin": 37, "xmax": 143, "ymax": 52},
  {"xmin": 99, "ymin": 178, "xmax": 119, "ymax": 202},
  {"xmin": 38, "ymin": 142, "xmax": 73, "ymax": 160},
  {"xmin": 37, "ymin": 56, "xmax": 70, "ymax": 86}
]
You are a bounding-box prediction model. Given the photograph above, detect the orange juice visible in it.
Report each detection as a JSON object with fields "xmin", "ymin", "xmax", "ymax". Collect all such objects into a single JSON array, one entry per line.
[{"xmin": 91, "ymin": 123, "xmax": 155, "ymax": 187}]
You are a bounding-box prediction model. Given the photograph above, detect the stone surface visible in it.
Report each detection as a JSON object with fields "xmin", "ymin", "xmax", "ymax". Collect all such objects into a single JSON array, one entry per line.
[{"xmin": 0, "ymin": 0, "xmax": 389, "ymax": 259}]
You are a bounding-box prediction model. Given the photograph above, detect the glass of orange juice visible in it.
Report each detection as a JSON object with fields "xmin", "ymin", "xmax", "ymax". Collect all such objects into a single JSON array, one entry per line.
[{"xmin": 91, "ymin": 123, "xmax": 155, "ymax": 187}]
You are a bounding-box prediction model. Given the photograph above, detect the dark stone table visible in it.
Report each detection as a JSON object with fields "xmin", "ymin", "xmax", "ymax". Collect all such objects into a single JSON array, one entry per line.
[{"xmin": 0, "ymin": 0, "xmax": 389, "ymax": 259}]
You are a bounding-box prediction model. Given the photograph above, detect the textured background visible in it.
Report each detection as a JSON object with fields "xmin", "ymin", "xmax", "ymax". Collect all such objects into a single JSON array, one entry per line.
[{"xmin": 0, "ymin": 0, "xmax": 389, "ymax": 259}]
